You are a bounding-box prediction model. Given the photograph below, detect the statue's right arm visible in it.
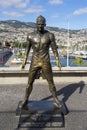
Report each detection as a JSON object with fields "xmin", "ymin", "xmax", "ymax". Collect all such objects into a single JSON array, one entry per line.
[
  {"xmin": 50, "ymin": 33, "xmax": 61, "ymax": 70},
  {"xmin": 21, "ymin": 34, "xmax": 32, "ymax": 69}
]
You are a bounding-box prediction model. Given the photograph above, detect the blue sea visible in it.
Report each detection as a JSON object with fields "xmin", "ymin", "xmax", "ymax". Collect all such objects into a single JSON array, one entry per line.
[{"xmin": 50, "ymin": 56, "xmax": 87, "ymax": 67}]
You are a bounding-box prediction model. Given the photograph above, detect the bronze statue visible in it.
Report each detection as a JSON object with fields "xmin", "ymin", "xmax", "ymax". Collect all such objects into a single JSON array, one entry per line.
[{"xmin": 21, "ymin": 15, "xmax": 62, "ymax": 109}]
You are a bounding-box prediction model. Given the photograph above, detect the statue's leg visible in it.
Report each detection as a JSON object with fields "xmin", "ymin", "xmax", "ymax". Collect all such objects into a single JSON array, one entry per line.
[
  {"xmin": 21, "ymin": 65, "xmax": 39, "ymax": 109},
  {"xmin": 21, "ymin": 82, "xmax": 33, "ymax": 109},
  {"xmin": 42, "ymin": 63, "xmax": 62, "ymax": 108},
  {"xmin": 48, "ymin": 81, "xmax": 62, "ymax": 108}
]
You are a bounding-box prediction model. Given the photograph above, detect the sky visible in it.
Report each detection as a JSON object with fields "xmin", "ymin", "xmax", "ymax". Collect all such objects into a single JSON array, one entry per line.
[{"xmin": 0, "ymin": 0, "xmax": 87, "ymax": 30}]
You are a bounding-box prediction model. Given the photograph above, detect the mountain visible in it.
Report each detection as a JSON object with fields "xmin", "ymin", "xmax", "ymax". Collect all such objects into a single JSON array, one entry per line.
[
  {"xmin": 0, "ymin": 20, "xmax": 30, "ymax": 28},
  {"xmin": 0, "ymin": 20, "xmax": 67, "ymax": 31},
  {"xmin": 0, "ymin": 20, "xmax": 87, "ymax": 34}
]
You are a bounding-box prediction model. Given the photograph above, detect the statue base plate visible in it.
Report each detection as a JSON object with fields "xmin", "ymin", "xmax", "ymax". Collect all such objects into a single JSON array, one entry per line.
[{"xmin": 16, "ymin": 100, "xmax": 68, "ymax": 129}]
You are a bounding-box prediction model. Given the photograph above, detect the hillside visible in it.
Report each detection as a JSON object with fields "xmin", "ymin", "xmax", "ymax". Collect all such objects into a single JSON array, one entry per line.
[
  {"xmin": 0, "ymin": 20, "xmax": 79, "ymax": 33},
  {"xmin": 0, "ymin": 20, "xmax": 87, "ymax": 37}
]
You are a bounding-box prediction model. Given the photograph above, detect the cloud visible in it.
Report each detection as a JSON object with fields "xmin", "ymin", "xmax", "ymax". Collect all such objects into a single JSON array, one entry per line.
[
  {"xmin": 0, "ymin": 0, "xmax": 29, "ymax": 9},
  {"xmin": 73, "ymin": 7, "xmax": 87, "ymax": 15},
  {"xmin": 3, "ymin": 11, "xmax": 24, "ymax": 17},
  {"xmin": 24, "ymin": 6, "xmax": 45, "ymax": 13},
  {"xmin": 52, "ymin": 13, "xmax": 59, "ymax": 18},
  {"xmin": 49, "ymin": 0, "xmax": 63, "ymax": 4},
  {"xmin": 16, "ymin": 3, "xmax": 27, "ymax": 9}
]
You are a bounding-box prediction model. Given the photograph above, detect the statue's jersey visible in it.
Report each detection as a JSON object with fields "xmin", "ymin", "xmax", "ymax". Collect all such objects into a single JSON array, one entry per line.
[{"xmin": 27, "ymin": 30, "xmax": 57, "ymax": 67}]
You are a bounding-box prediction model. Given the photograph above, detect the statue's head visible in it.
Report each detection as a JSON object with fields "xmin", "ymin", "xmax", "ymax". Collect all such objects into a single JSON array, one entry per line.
[
  {"xmin": 36, "ymin": 15, "xmax": 46, "ymax": 25},
  {"xmin": 36, "ymin": 15, "xmax": 46, "ymax": 32}
]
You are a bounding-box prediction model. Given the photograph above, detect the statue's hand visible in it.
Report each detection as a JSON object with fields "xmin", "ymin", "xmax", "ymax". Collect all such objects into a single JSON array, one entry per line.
[
  {"xmin": 58, "ymin": 62, "xmax": 62, "ymax": 71},
  {"xmin": 56, "ymin": 60, "xmax": 62, "ymax": 71},
  {"xmin": 21, "ymin": 60, "xmax": 26, "ymax": 69}
]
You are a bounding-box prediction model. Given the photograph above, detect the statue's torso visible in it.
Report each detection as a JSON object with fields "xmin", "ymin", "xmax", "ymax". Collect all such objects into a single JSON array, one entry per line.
[{"xmin": 28, "ymin": 31, "xmax": 52, "ymax": 63}]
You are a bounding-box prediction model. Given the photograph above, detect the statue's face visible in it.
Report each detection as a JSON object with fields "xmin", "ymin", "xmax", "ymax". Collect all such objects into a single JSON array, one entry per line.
[{"xmin": 36, "ymin": 19, "xmax": 46, "ymax": 32}]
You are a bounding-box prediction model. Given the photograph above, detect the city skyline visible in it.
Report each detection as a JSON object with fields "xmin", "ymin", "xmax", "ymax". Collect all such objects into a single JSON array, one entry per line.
[{"xmin": 0, "ymin": 0, "xmax": 87, "ymax": 30}]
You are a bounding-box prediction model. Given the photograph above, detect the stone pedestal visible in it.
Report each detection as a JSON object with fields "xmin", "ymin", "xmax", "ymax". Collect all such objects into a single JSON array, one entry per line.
[{"xmin": 16, "ymin": 100, "xmax": 68, "ymax": 129}]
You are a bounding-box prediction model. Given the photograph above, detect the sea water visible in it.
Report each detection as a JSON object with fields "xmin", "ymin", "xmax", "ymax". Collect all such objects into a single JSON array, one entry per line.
[{"xmin": 50, "ymin": 56, "xmax": 87, "ymax": 67}]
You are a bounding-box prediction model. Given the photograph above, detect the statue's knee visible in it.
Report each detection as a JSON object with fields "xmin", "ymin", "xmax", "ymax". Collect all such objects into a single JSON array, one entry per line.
[
  {"xmin": 26, "ymin": 82, "xmax": 33, "ymax": 89},
  {"xmin": 48, "ymin": 81, "xmax": 55, "ymax": 88},
  {"xmin": 49, "ymin": 86, "xmax": 56, "ymax": 92}
]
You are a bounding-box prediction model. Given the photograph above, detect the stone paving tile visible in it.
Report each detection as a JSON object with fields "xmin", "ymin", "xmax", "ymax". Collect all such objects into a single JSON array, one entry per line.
[{"xmin": 0, "ymin": 80, "xmax": 87, "ymax": 130}]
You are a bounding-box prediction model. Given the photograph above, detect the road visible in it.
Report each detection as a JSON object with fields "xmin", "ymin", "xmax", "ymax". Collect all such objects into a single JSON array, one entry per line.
[{"xmin": 0, "ymin": 78, "xmax": 87, "ymax": 130}]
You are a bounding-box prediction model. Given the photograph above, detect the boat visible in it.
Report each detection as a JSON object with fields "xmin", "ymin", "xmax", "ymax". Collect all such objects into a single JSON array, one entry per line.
[
  {"xmin": 73, "ymin": 50, "xmax": 87, "ymax": 60},
  {"xmin": 11, "ymin": 58, "xmax": 23, "ymax": 64}
]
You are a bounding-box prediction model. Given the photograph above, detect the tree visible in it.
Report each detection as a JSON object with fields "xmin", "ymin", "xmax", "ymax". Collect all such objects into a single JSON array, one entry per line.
[
  {"xmin": 5, "ymin": 41, "xmax": 10, "ymax": 47},
  {"xmin": 72, "ymin": 57, "xmax": 87, "ymax": 66},
  {"xmin": 22, "ymin": 42, "xmax": 27, "ymax": 48}
]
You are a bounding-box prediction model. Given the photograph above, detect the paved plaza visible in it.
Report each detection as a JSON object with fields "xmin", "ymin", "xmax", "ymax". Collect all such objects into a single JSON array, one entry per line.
[{"xmin": 0, "ymin": 77, "xmax": 87, "ymax": 130}]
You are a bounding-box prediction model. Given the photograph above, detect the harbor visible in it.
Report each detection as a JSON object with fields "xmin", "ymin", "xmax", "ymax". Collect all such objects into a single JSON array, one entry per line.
[{"xmin": 0, "ymin": 48, "xmax": 87, "ymax": 68}]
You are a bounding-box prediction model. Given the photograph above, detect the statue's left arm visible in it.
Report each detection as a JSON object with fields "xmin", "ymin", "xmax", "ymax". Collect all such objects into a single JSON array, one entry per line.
[
  {"xmin": 50, "ymin": 33, "xmax": 62, "ymax": 70},
  {"xmin": 21, "ymin": 34, "xmax": 32, "ymax": 69}
]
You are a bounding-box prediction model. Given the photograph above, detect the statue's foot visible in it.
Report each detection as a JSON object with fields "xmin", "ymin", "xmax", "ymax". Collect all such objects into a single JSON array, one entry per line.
[
  {"xmin": 21, "ymin": 104, "xmax": 29, "ymax": 110},
  {"xmin": 54, "ymin": 101, "xmax": 62, "ymax": 109},
  {"xmin": 19, "ymin": 100, "xmax": 29, "ymax": 110}
]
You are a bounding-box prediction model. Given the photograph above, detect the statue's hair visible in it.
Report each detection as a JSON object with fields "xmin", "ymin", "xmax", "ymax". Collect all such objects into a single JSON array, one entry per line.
[{"xmin": 36, "ymin": 15, "xmax": 46, "ymax": 24}]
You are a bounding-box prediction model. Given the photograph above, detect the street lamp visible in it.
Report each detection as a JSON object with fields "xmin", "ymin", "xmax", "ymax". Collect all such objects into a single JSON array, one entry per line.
[{"xmin": 67, "ymin": 17, "xmax": 70, "ymax": 67}]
